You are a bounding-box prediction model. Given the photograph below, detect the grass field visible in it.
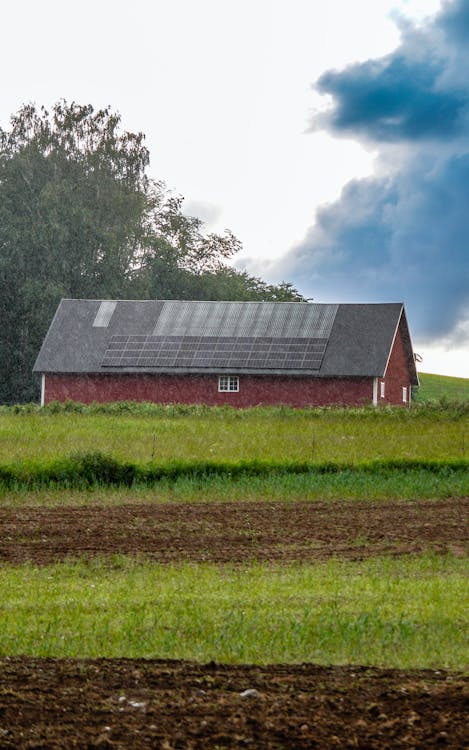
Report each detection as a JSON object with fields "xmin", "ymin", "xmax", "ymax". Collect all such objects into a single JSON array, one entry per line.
[
  {"xmin": 1, "ymin": 406, "xmax": 468, "ymax": 464},
  {"xmin": 1, "ymin": 404, "xmax": 468, "ymax": 499},
  {"xmin": 415, "ymin": 372, "xmax": 469, "ymax": 402},
  {"xmin": 0, "ymin": 555, "xmax": 466, "ymax": 668}
]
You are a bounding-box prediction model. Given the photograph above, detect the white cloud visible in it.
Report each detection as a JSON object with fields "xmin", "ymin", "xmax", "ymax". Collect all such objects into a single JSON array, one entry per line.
[
  {"xmin": 182, "ymin": 200, "xmax": 222, "ymax": 228},
  {"xmin": 416, "ymin": 344, "xmax": 469, "ymax": 378}
]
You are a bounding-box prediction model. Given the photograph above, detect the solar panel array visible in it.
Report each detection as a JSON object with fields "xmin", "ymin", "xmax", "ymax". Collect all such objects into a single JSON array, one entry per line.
[
  {"xmin": 153, "ymin": 301, "xmax": 338, "ymax": 339},
  {"xmin": 102, "ymin": 335, "xmax": 329, "ymax": 371}
]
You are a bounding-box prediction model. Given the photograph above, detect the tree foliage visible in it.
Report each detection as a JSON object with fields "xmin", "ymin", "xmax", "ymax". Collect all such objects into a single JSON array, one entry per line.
[{"xmin": 0, "ymin": 101, "xmax": 304, "ymax": 403}]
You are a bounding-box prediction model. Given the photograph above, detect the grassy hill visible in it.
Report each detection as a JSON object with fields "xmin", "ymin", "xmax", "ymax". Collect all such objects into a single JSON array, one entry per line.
[{"xmin": 414, "ymin": 372, "xmax": 469, "ymax": 403}]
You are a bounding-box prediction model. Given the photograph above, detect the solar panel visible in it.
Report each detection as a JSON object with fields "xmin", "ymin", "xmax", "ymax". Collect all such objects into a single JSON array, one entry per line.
[
  {"xmin": 102, "ymin": 335, "xmax": 329, "ymax": 371},
  {"xmin": 93, "ymin": 301, "xmax": 117, "ymax": 328},
  {"xmin": 153, "ymin": 301, "xmax": 338, "ymax": 338}
]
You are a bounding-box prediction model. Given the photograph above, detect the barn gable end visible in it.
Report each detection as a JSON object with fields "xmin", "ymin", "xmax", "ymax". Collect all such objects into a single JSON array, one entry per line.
[{"xmin": 379, "ymin": 308, "xmax": 419, "ymax": 406}]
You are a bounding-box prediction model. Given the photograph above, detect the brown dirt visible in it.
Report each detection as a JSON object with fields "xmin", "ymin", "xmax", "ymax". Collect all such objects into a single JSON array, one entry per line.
[
  {"xmin": 0, "ymin": 658, "xmax": 467, "ymax": 749},
  {"xmin": 0, "ymin": 497, "xmax": 467, "ymax": 565}
]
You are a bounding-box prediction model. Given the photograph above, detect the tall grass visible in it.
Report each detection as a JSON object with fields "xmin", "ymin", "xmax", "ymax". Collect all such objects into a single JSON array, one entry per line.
[
  {"xmin": 0, "ymin": 452, "xmax": 468, "ymax": 495},
  {"xmin": 0, "ymin": 555, "xmax": 466, "ymax": 668},
  {"xmin": 3, "ymin": 399, "xmax": 469, "ymax": 416},
  {"xmin": 2, "ymin": 464, "xmax": 468, "ymax": 506},
  {"xmin": 0, "ymin": 408, "xmax": 468, "ymax": 464}
]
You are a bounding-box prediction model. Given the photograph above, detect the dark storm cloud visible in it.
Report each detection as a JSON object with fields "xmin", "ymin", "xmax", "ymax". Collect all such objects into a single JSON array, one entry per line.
[
  {"xmin": 280, "ymin": 0, "xmax": 469, "ymax": 343},
  {"xmin": 313, "ymin": 0, "xmax": 469, "ymax": 143},
  {"xmin": 315, "ymin": 55, "xmax": 469, "ymax": 141},
  {"xmin": 440, "ymin": 0, "xmax": 469, "ymax": 41},
  {"xmin": 292, "ymin": 153, "xmax": 469, "ymax": 337}
]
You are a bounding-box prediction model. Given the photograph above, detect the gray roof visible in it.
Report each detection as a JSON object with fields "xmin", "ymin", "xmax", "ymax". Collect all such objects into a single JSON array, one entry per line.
[{"xmin": 33, "ymin": 299, "xmax": 418, "ymax": 382}]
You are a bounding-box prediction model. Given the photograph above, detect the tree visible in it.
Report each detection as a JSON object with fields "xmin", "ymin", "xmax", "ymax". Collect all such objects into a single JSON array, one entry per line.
[
  {"xmin": 0, "ymin": 101, "xmax": 304, "ymax": 404},
  {"xmin": 135, "ymin": 188, "xmax": 304, "ymax": 301},
  {"xmin": 0, "ymin": 102, "xmax": 153, "ymax": 402}
]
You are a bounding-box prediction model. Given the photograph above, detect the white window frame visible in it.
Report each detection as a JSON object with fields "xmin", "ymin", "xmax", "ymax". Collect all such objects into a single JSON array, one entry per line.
[
  {"xmin": 402, "ymin": 386, "xmax": 408, "ymax": 403},
  {"xmin": 218, "ymin": 375, "xmax": 239, "ymax": 392},
  {"xmin": 380, "ymin": 381, "xmax": 385, "ymax": 399}
]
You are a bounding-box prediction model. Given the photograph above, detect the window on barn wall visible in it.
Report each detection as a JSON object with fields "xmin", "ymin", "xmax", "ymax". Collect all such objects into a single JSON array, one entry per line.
[
  {"xmin": 218, "ymin": 375, "xmax": 239, "ymax": 392},
  {"xmin": 402, "ymin": 386, "xmax": 408, "ymax": 403},
  {"xmin": 380, "ymin": 381, "xmax": 385, "ymax": 399}
]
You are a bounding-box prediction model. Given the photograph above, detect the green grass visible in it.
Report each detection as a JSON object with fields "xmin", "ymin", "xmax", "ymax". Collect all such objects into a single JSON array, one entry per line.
[
  {"xmin": 1, "ymin": 403, "xmax": 467, "ymax": 497},
  {"xmin": 1, "ymin": 465, "xmax": 468, "ymax": 505},
  {"xmin": 415, "ymin": 372, "xmax": 469, "ymax": 403},
  {"xmin": 0, "ymin": 409, "xmax": 468, "ymax": 464},
  {"xmin": 0, "ymin": 555, "xmax": 466, "ymax": 669},
  {"xmin": 1, "ymin": 452, "xmax": 468, "ymax": 495}
]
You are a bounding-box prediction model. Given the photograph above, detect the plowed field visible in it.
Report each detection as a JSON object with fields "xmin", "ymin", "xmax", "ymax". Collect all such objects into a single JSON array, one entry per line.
[
  {"xmin": 0, "ymin": 658, "xmax": 467, "ymax": 749},
  {"xmin": 1, "ymin": 497, "xmax": 467, "ymax": 748},
  {"xmin": 0, "ymin": 497, "xmax": 467, "ymax": 564}
]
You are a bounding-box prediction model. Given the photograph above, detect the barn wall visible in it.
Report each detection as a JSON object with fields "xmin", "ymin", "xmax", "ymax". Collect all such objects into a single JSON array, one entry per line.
[
  {"xmin": 44, "ymin": 373, "xmax": 373, "ymax": 408},
  {"xmin": 380, "ymin": 320, "xmax": 413, "ymax": 406}
]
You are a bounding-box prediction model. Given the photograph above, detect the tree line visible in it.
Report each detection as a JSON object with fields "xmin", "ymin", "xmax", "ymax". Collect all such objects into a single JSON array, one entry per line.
[{"xmin": 0, "ymin": 102, "xmax": 303, "ymax": 403}]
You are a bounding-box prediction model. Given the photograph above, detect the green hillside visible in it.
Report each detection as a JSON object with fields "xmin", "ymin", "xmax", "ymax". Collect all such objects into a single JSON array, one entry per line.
[{"xmin": 414, "ymin": 372, "xmax": 469, "ymax": 403}]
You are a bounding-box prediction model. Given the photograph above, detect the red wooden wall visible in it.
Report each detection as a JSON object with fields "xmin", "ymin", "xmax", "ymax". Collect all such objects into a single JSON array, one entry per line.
[{"xmin": 44, "ymin": 372, "xmax": 373, "ymax": 408}]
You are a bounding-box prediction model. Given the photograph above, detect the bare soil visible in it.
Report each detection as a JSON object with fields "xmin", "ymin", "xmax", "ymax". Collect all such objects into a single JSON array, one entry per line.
[
  {"xmin": 1, "ymin": 498, "xmax": 467, "ymax": 747},
  {"xmin": 0, "ymin": 497, "xmax": 467, "ymax": 565},
  {"xmin": 0, "ymin": 657, "xmax": 467, "ymax": 749}
]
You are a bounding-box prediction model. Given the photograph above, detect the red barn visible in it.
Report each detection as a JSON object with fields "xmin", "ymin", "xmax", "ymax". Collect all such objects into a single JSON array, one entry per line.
[{"xmin": 33, "ymin": 299, "xmax": 419, "ymax": 407}]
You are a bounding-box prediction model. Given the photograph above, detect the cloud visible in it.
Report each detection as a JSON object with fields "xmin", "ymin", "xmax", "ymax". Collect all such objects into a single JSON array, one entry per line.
[
  {"xmin": 279, "ymin": 0, "xmax": 469, "ymax": 345},
  {"xmin": 314, "ymin": 55, "xmax": 469, "ymax": 142},
  {"xmin": 290, "ymin": 152, "xmax": 469, "ymax": 336},
  {"xmin": 439, "ymin": 0, "xmax": 469, "ymax": 42},
  {"xmin": 182, "ymin": 199, "xmax": 222, "ymax": 228}
]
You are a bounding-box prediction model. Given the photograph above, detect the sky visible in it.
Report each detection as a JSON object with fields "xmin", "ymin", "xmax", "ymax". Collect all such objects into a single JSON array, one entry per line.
[{"xmin": 1, "ymin": 0, "xmax": 467, "ymax": 377}]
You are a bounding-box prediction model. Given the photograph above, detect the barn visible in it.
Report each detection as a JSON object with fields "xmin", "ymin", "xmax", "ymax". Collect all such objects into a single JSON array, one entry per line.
[{"xmin": 33, "ymin": 299, "xmax": 419, "ymax": 407}]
